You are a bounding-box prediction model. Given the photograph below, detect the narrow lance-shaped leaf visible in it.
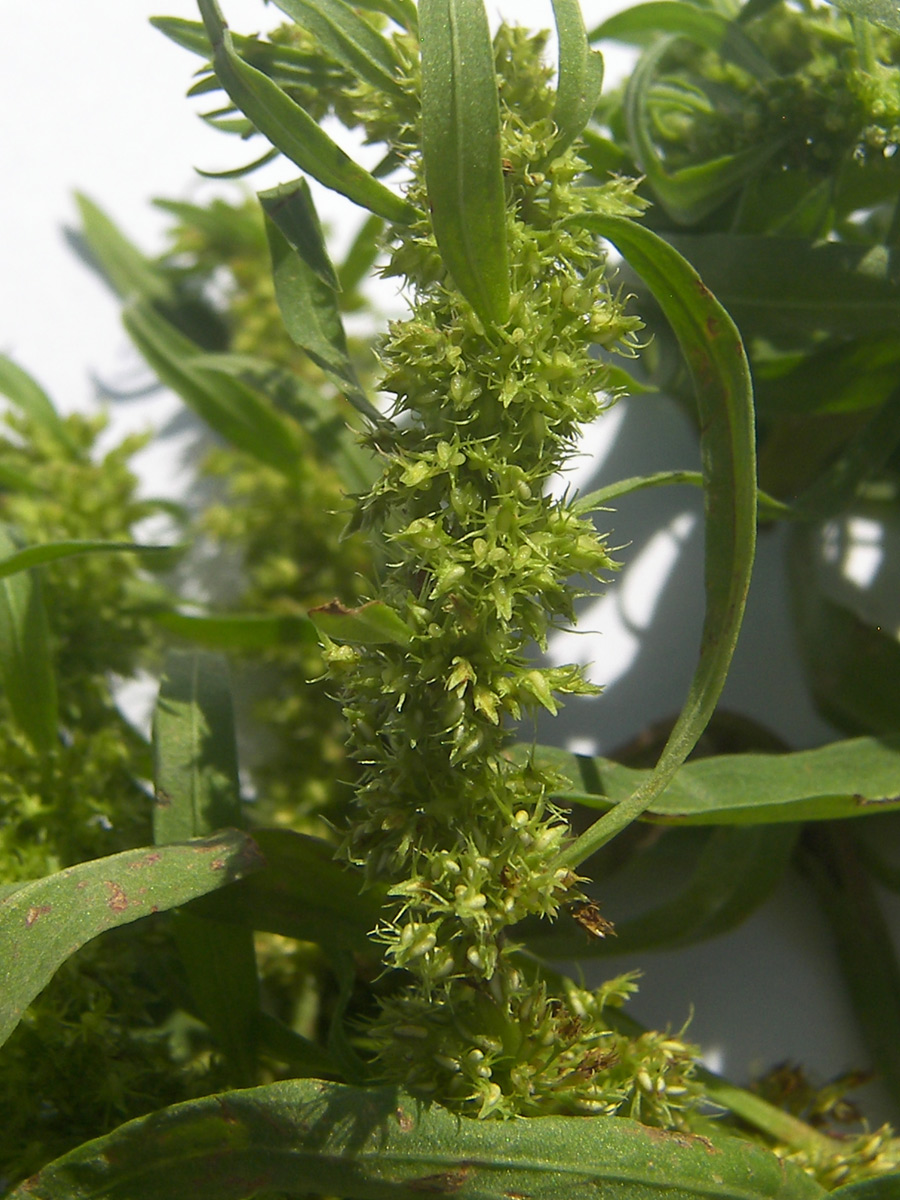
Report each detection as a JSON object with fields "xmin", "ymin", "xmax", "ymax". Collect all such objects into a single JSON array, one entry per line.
[
  {"xmin": 0, "ymin": 830, "xmax": 262, "ymax": 1051},
  {"xmin": 259, "ymin": 177, "xmax": 340, "ymax": 290},
  {"xmin": 153, "ymin": 608, "xmax": 319, "ymax": 653},
  {"xmin": 827, "ymin": 0, "xmax": 900, "ymax": 34},
  {"xmin": 74, "ymin": 192, "xmax": 171, "ymax": 303},
  {"xmin": 196, "ymin": 0, "xmax": 417, "ymax": 224},
  {"xmin": 0, "ymin": 538, "xmax": 177, "ymax": 581},
  {"xmin": 800, "ymin": 826, "xmax": 900, "ymax": 1113},
  {"xmin": 556, "ymin": 217, "xmax": 756, "ymax": 866},
  {"xmin": 574, "ymin": 469, "xmax": 790, "ymax": 520},
  {"xmin": 419, "ymin": 0, "xmax": 510, "ymax": 327},
  {"xmin": 0, "ymin": 355, "xmax": 74, "ymax": 450},
  {"xmin": 338, "ymin": 213, "xmax": 385, "ymax": 295},
  {"xmin": 547, "ymin": 0, "xmax": 605, "ymax": 161},
  {"xmin": 192, "ymin": 828, "xmax": 384, "ymax": 956},
  {"xmin": 196, "ymin": 147, "xmax": 280, "ymax": 180},
  {"xmin": 271, "ymin": 0, "xmax": 405, "ymax": 94},
  {"xmin": 624, "ymin": 36, "xmax": 781, "ymax": 224},
  {"xmin": 265, "ymin": 216, "xmax": 390, "ymax": 431},
  {"xmin": 830, "ymin": 1174, "xmax": 900, "ymax": 1199},
  {"xmin": 0, "ymin": 523, "xmax": 57, "ymax": 754},
  {"xmin": 154, "ymin": 652, "xmax": 260, "ymax": 1084},
  {"xmin": 12, "ymin": 1076, "xmax": 827, "ymax": 1200},
  {"xmin": 590, "ymin": 2, "xmax": 776, "ymax": 80},
  {"xmin": 123, "ymin": 301, "xmax": 304, "ymax": 478},
  {"xmin": 791, "ymin": 386, "xmax": 900, "ymax": 520},
  {"xmin": 666, "ymin": 233, "xmax": 900, "ymax": 338},
  {"xmin": 187, "ymin": 349, "xmax": 378, "ymax": 492},
  {"xmin": 532, "ymin": 733, "xmax": 900, "ymax": 825}
]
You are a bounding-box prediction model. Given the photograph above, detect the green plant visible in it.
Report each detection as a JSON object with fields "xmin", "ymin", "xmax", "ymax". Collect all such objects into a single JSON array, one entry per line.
[{"xmin": 3, "ymin": 0, "xmax": 900, "ymax": 1196}]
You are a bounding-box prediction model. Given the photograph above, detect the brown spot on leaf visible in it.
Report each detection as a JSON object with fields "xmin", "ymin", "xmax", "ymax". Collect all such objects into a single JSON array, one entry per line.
[
  {"xmin": 643, "ymin": 1126, "xmax": 718, "ymax": 1154},
  {"xmin": 855, "ymin": 793, "xmax": 900, "ymax": 807},
  {"xmin": 408, "ymin": 1169, "xmax": 472, "ymax": 1194},
  {"xmin": 396, "ymin": 1108, "xmax": 415, "ymax": 1133},
  {"xmin": 129, "ymin": 852, "xmax": 161, "ymax": 870},
  {"xmin": 705, "ymin": 315, "xmax": 720, "ymax": 338},
  {"xmin": 154, "ymin": 787, "xmax": 173, "ymax": 809},
  {"xmin": 310, "ymin": 599, "xmax": 357, "ymax": 618},
  {"xmin": 105, "ymin": 882, "xmax": 128, "ymax": 913},
  {"xmin": 25, "ymin": 904, "xmax": 52, "ymax": 927}
]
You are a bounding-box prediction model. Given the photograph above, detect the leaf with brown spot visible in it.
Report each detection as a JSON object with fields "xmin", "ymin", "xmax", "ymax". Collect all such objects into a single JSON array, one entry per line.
[
  {"xmin": 13, "ymin": 1078, "xmax": 827, "ymax": 1200},
  {"xmin": 0, "ymin": 829, "xmax": 261, "ymax": 1050}
]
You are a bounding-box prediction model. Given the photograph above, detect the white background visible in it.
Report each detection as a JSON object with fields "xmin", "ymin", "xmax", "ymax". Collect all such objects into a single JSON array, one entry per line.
[{"xmin": 2, "ymin": 0, "xmax": 895, "ymax": 1125}]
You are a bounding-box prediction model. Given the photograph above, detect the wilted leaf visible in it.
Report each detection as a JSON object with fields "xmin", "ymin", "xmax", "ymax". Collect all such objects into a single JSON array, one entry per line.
[{"xmin": 310, "ymin": 599, "xmax": 414, "ymax": 645}]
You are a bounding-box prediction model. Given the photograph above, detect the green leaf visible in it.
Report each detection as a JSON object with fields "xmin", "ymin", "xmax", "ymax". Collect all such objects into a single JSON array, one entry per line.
[
  {"xmin": 0, "ymin": 355, "xmax": 73, "ymax": 450},
  {"xmin": 254, "ymin": 1010, "xmax": 337, "ymax": 1076},
  {"xmin": 574, "ymin": 469, "xmax": 791, "ymax": 520},
  {"xmin": 557, "ymin": 217, "xmax": 756, "ymax": 865},
  {"xmin": 830, "ymin": 1175, "xmax": 900, "ymax": 1200},
  {"xmin": 74, "ymin": 193, "xmax": 170, "ymax": 303},
  {"xmin": 153, "ymin": 651, "xmax": 260, "ymax": 1085},
  {"xmin": 790, "ymin": 388, "xmax": 900, "ymax": 520},
  {"xmin": 419, "ymin": 0, "xmax": 510, "ymax": 327},
  {"xmin": 623, "ymin": 38, "xmax": 781, "ymax": 223},
  {"xmin": 801, "ymin": 826, "xmax": 900, "ymax": 1113},
  {"xmin": 309, "ymin": 598, "xmax": 415, "ymax": 645},
  {"xmin": 12, "ymin": 1076, "xmax": 827, "ymax": 1200},
  {"xmin": 338, "ymin": 213, "xmax": 385, "ymax": 296},
  {"xmin": 827, "ymin": 0, "xmax": 900, "ymax": 34},
  {"xmin": 195, "ymin": 147, "xmax": 281, "ymax": 179},
  {"xmin": 187, "ymin": 350, "xmax": 378, "ymax": 491},
  {"xmin": 788, "ymin": 521, "xmax": 900, "ymax": 735},
  {"xmin": 754, "ymin": 333, "xmax": 900, "ymax": 419},
  {"xmin": 153, "ymin": 608, "xmax": 319, "ymax": 652},
  {"xmin": 0, "ymin": 524, "xmax": 57, "ymax": 754},
  {"xmin": 0, "ymin": 829, "xmax": 262, "ymax": 1051},
  {"xmin": 271, "ymin": 0, "xmax": 404, "ymax": 94},
  {"xmin": 665, "ymin": 234, "xmax": 900, "ymax": 338},
  {"xmin": 590, "ymin": 2, "xmax": 776, "ymax": 79},
  {"xmin": 351, "ymin": 0, "xmax": 418, "ymax": 30},
  {"xmin": 123, "ymin": 301, "xmax": 304, "ymax": 477},
  {"xmin": 259, "ymin": 177, "xmax": 340, "ymax": 291},
  {"xmin": 196, "ymin": 0, "xmax": 416, "ymax": 224},
  {"xmin": 191, "ymin": 828, "xmax": 384, "ymax": 956},
  {"xmin": 523, "ymin": 825, "xmax": 797, "ymax": 959},
  {"xmin": 532, "ymin": 734, "xmax": 900, "ymax": 824},
  {"xmin": 0, "ymin": 538, "xmax": 177, "ymax": 581},
  {"xmin": 548, "ymin": 0, "xmax": 605, "ymax": 161},
  {"xmin": 153, "ymin": 651, "xmax": 243, "ymax": 843},
  {"xmin": 265, "ymin": 218, "xmax": 389, "ymax": 431},
  {"xmin": 151, "ymin": 14, "xmax": 217, "ymax": 56}
]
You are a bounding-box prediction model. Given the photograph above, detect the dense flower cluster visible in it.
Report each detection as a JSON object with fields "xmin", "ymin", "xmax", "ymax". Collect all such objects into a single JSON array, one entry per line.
[{"xmin": 323, "ymin": 25, "xmax": 699, "ymax": 1120}]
